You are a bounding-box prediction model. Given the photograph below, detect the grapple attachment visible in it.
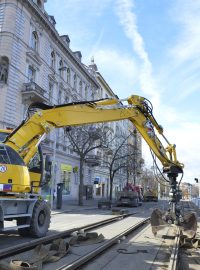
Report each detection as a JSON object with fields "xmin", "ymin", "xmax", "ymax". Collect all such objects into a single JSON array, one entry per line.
[{"xmin": 150, "ymin": 208, "xmax": 197, "ymax": 238}]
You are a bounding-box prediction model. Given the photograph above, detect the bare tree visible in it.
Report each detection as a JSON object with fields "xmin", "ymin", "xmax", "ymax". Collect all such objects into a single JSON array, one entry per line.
[
  {"xmin": 140, "ymin": 166, "xmax": 171, "ymax": 198},
  {"xmin": 125, "ymin": 130, "xmax": 143, "ymax": 185},
  {"xmin": 65, "ymin": 124, "xmax": 106, "ymax": 206},
  {"xmin": 102, "ymin": 132, "xmax": 136, "ymax": 201}
]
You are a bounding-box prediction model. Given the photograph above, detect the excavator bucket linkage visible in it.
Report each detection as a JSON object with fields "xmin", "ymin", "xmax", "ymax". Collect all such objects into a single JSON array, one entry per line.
[
  {"xmin": 151, "ymin": 208, "xmax": 197, "ymax": 239},
  {"xmin": 150, "ymin": 166, "xmax": 197, "ymax": 239}
]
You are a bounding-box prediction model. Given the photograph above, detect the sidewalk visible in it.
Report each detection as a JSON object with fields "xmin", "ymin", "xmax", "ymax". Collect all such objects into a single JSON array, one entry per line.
[{"xmin": 51, "ymin": 197, "xmax": 99, "ymax": 214}]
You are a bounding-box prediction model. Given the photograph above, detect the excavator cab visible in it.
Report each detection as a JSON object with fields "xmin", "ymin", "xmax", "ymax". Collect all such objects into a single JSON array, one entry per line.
[{"xmin": 0, "ymin": 129, "xmax": 44, "ymax": 194}]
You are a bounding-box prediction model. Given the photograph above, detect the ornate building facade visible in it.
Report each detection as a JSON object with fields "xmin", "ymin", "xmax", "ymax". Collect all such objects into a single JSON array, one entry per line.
[{"xmin": 0, "ymin": 0, "xmax": 142, "ymax": 199}]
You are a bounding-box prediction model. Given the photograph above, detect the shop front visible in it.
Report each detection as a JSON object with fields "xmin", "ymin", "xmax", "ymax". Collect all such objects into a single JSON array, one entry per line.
[{"xmin": 60, "ymin": 164, "xmax": 72, "ymax": 195}]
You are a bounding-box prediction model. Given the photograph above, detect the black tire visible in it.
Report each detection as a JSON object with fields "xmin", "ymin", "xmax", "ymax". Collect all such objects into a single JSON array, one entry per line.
[
  {"xmin": 17, "ymin": 217, "xmax": 31, "ymax": 237},
  {"xmin": 29, "ymin": 200, "xmax": 51, "ymax": 238}
]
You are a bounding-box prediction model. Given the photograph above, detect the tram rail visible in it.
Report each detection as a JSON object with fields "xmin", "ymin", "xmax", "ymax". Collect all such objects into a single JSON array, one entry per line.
[{"xmin": 0, "ymin": 212, "xmax": 132, "ymax": 260}]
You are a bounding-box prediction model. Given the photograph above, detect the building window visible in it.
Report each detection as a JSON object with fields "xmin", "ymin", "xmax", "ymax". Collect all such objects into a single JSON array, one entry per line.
[
  {"xmin": 31, "ymin": 31, "xmax": 38, "ymax": 51},
  {"xmin": 0, "ymin": 56, "xmax": 9, "ymax": 84},
  {"xmin": 28, "ymin": 66, "xmax": 36, "ymax": 82},
  {"xmin": 49, "ymin": 82, "xmax": 53, "ymax": 103},
  {"xmin": 67, "ymin": 68, "xmax": 70, "ymax": 84},
  {"xmin": 84, "ymin": 86, "xmax": 88, "ymax": 99},
  {"xmin": 37, "ymin": 0, "xmax": 42, "ymax": 8},
  {"xmin": 59, "ymin": 60, "xmax": 63, "ymax": 76},
  {"xmin": 79, "ymin": 81, "xmax": 82, "ymax": 96},
  {"xmin": 51, "ymin": 51, "xmax": 55, "ymax": 69},
  {"xmin": 73, "ymin": 74, "xmax": 77, "ymax": 89},
  {"xmin": 61, "ymin": 170, "xmax": 71, "ymax": 195},
  {"xmin": 58, "ymin": 88, "xmax": 62, "ymax": 104},
  {"xmin": 65, "ymin": 95, "xmax": 69, "ymax": 103}
]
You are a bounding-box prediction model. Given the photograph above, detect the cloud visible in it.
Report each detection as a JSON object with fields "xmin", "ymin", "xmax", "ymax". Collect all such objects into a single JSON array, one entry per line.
[
  {"xmin": 45, "ymin": 0, "xmax": 112, "ymax": 45},
  {"xmin": 46, "ymin": 0, "xmax": 111, "ymax": 17},
  {"xmin": 170, "ymin": 0, "xmax": 200, "ymax": 64},
  {"xmin": 93, "ymin": 48, "xmax": 139, "ymax": 97},
  {"xmin": 167, "ymin": 122, "xmax": 200, "ymax": 181},
  {"xmin": 115, "ymin": 0, "xmax": 160, "ymax": 106},
  {"xmin": 143, "ymin": 121, "xmax": 200, "ymax": 182}
]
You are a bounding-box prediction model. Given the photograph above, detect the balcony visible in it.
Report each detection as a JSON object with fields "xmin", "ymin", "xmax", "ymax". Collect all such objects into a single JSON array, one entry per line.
[
  {"xmin": 85, "ymin": 154, "xmax": 101, "ymax": 167},
  {"xmin": 22, "ymin": 82, "xmax": 49, "ymax": 104}
]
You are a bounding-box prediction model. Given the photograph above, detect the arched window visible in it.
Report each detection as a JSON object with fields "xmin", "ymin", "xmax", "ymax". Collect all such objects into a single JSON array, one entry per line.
[
  {"xmin": 37, "ymin": 0, "xmax": 42, "ymax": 8},
  {"xmin": 79, "ymin": 81, "xmax": 82, "ymax": 96},
  {"xmin": 73, "ymin": 74, "xmax": 77, "ymax": 89},
  {"xmin": 0, "ymin": 56, "xmax": 9, "ymax": 84},
  {"xmin": 67, "ymin": 68, "xmax": 70, "ymax": 84},
  {"xmin": 31, "ymin": 31, "xmax": 38, "ymax": 51},
  {"xmin": 51, "ymin": 51, "xmax": 55, "ymax": 69}
]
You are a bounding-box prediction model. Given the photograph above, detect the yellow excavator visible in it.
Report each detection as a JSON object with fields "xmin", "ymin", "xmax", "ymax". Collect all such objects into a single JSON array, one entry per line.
[{"xmin": 0, "ymin": 95, "xmax": 197, "ymax": 237}]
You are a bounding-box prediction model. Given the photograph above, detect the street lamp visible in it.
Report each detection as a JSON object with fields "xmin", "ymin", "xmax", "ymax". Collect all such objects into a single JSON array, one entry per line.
[{"xmin": 50, "ymin": 66, "xmax": 67, "ymax": 209}]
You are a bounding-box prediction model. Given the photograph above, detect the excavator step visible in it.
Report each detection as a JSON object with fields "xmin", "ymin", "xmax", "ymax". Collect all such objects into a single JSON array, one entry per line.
[
  {"xmin": 1, "ymin": 225, "xmax": 30, "ymax": 231},
  {"xmin": 4, "ymin": 214, "xmax": 31, "ymax": 219}
]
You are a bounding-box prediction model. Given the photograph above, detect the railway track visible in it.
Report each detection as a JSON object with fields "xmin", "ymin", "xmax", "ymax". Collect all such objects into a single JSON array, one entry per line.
[
  {"xmin": 0, "ymin": 212, "xmax": 132, "ymax": 260},
  {"xmin": 0, "ymin": 200, "xmax": 199, "ymax": 270},
  {"xmin": 0, "ymin": 216, "xmax": 181, "ymax": 270},
  {"xmin": 0, "ymin": 215, "xmax": 149, "ymax": 270},
  {"xmin": 65, "ymin": 219, "xmax": 182, "ymax": 270},
  {"xmin": 58, "ymin": 218, "xmax": 149, "ymax": 270}
]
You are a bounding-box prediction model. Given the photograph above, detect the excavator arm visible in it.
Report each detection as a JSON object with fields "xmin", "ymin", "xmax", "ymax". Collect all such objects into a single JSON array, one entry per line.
[
  {"xmin": 4, "ymin": 95, "xmax": 183, "ymax": 171},
  {"xmin": 2, "ymin": 94, "xmax": 197, "ymax": 237}
]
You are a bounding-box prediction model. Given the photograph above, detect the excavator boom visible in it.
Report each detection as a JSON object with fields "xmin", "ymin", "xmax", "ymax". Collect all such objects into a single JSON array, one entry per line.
[
  {"xmin": 5, "ymin": 95, "xmax": 182, "ymax": 170},
  {"xmin": 0, "ymin": 94, "xmax": 196, "ymax": 238}
]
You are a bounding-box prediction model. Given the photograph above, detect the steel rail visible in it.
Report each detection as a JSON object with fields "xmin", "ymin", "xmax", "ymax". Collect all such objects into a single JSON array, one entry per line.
[
  {"xmin": 168, "ymin": 227, "xmax": 180, "ymax": 270},
  {"xmin": 51, "ymin": 207, "xmax": 99, "ymax": 215},
  {"xmin": 0, "ymin": 213, "xmax": 132, "ymax": 260},
  {"xmin": 57, "ymin": 217, "xmax": 150, "ymax": 270}
]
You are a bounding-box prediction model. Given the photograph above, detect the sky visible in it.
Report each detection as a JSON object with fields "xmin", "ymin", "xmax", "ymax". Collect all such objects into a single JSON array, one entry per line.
[{"xmin": 45, "ymin": 0, "xmax": 200, "ymax": 183}]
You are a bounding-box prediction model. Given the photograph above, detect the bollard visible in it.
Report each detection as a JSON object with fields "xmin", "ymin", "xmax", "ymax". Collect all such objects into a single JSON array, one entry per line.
[{"xmin": 56, "ymin": 183, "xmax": 63, "ymax": 209}]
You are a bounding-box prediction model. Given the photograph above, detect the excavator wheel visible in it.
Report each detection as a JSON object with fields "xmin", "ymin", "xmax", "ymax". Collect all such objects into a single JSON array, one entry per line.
[{"xmin": 29, "ymin": 200, "xmax": 51, "ymax": 238}]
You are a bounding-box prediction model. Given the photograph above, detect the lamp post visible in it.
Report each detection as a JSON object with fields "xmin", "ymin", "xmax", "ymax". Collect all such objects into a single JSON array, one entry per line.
[{"xmin": 50, "ymin": 66, "xmax": 67, "ymax": 209}]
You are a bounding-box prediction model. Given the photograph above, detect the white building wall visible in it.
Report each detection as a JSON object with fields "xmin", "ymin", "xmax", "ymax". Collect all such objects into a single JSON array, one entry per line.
[{"xmin": 0, "ymin": 0, "xmax": 100, "ymax": 200}]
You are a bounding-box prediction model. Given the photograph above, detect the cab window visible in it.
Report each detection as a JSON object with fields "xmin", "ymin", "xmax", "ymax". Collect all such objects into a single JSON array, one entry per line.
[
  {"xmin": 0, "ymin": 145, "xmax": 10, "ymax": 164},
  {"xmin": 28, "ymin": 150, "xmax": 42, "ymax": 173},
  {"xmin": 0, "ymin": 132, "xmax": 9, "ymax": 142}
]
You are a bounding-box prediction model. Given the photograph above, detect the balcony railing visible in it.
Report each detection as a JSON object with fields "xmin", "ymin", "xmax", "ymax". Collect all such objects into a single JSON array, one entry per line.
[
  {"xmin": 85, "ymin": 154, "xmax": 101, "ymax": 167},
  {"xmin": 22, "ymin": 82, "xmax": 48, "ymax": 104}
]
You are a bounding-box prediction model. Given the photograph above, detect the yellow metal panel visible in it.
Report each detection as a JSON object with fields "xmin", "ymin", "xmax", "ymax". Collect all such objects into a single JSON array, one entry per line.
[{"xmin": 0, "ymin": 164, "xmax": 31, "ymax": 193}]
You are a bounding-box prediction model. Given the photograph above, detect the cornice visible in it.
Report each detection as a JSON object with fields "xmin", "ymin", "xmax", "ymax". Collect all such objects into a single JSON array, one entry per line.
[
  {"xmin": 18, "ymin": 0, "xmax": 99, "ymax": 88},
  {"xmin": 96, "ymin": 71, "xmax": 116, "ymax": 97}
]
